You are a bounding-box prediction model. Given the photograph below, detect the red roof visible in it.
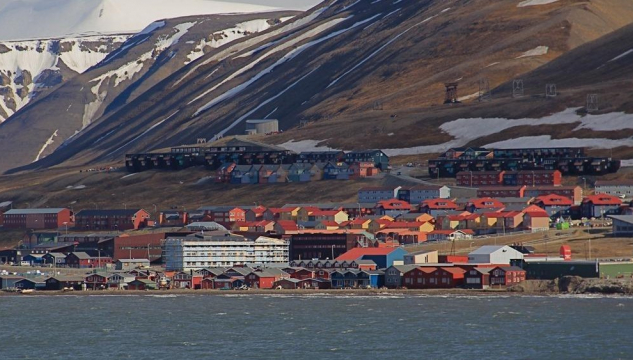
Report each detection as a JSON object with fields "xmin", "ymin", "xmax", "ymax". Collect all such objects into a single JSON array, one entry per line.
[
  {"xmin": 336, "ymin": 247, "xmax": 401, "ymax": 261},
  {"xmin": 447, "ymin": 213, "xmax": 480, "ymax": 221},
  {"xmin": 421, "ymin": 198, "xmax": 459, "ymax": 209},
  {"xmin": 535, "ymin": 194, "xmax": 573, "ymax": 206},
  {"xmin": 376, "ymin": 199, "xmax": 412, "ymax": 210},
  {"xmin": 386, "ymin": 221, "xmax": 427, "ymax": 229},
  {"xmin": 442, "ymin": 267, "xmax": 466, "ymax": 276},
  {"xmin": 469, "ymin": 198, "xmax": 505, "ymax": 209},
  {"xmin": 522, "ymin": 205, "xmax": 549, "ymax": 218},
  {"xmin": 582, "ymin": 194, "xmax": 622, "ymax": 206},
  {"xmin": 320, "ymin": 221, "xmax": 339, "ymax": 227},
  {"xmin": 276, "ymin": 220, "xmax": 298, "ymax": 231}
]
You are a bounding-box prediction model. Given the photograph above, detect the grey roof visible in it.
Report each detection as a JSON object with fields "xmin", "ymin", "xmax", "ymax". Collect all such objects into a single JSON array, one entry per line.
[
  {"xmin": 276, "ymin": 278, "xmax": 301, "ymax": 283},
  {"xmin": 469, "ymin": 245, "xmax": 510, "ymax": 255},
  {"xmin": 185, "ymin": 222, "xmax": 228, "ymax": 231},
  {"xmin": 5, "ymin": 208, "xmax": 66, "ymax": 215},
  {"xmin": 246, "ymin": 119, "xmax": 278, "ymax": 124},
  {"xmin": 45, "ymin": 252, "xmax": 66, "ymax": 258},
  {"xmin": 47, "ymin": 276, "xmax": 85, "ymax": 282},
  {"xmin": 608, "ymin": 215, "xmax": 633, "ymax": 224},
  {"xmin": 70, "ymin": 252, "xmax": 91, "ymax": 259},
  {"xmin": 389, "ymin": 265, "xmax": 419, "ymax": 273},
  {"xmin": 117, "ymin": 259, "xmax": 150, "ymax": 263},
  {"xmin": 76, "ymin": 209, "xmax": 143, "ymax": 217}
]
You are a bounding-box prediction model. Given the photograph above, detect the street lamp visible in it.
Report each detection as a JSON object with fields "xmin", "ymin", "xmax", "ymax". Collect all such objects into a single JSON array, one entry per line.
[
  {"xmin": 91, "ymin": 202, "xmax": 98, "ymax": 210},
  {"xmin": 63, "ymin": 222, "xmax": 68, "ymax": 235},
  {"xmin": 582, "ymin": 177, "xmax": 587, "ymax": 190},
  {"xmin": 469, "ymin": 170, "xmax": 473, "ymax": 187},
  {"xmin": 123, "ymin": 203, "xmax": 127, "ymax": 210}
]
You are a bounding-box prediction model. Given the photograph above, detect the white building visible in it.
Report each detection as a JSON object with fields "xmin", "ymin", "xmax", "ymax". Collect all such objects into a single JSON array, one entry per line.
[
  {"xmin": 468, "ymin": 245, "xmax": 524, "ymax": 264},
  {"xmin": 163, "ymin": 233, "xmax": 289, "ymax": 271}
]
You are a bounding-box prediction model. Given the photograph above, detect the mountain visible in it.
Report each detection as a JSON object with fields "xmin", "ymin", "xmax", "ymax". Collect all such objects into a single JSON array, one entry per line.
[
  {"xmin": 0, "ymin": 0, "xmax": 318, "ymax": 122},
  {"xmin": 0, "ymin": 0, "xmax": 319, "ymax": 41},
  {"xmin": 2, "ymin": 0, "xmax": 633, "ymax": 174}
]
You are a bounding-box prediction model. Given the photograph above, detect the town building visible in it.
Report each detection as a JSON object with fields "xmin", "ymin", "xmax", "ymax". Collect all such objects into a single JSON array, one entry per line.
[
  {"xmin": 533, "ymin": 194, "xmax": 573, "ymax": 219},
  {"xmin": 502, "ymin": 170, "xmax": 562, "ymax": 187},
  {"xmin": 397, "ymin": 185, "xmax": 450, "ymax": 203},
  {"xmin": 524, "ymin": 186, "xmax": 583, "ymax": 205},
  {"xmin": 358, "ymin": 186, "xmax": 401, "ymax": 203},
  {"xmin": 336, "ymin": 247, "xmax": 407, "ymax": 269},
  {"xmin": 2, "ymin": 208, "xmax": 72, "ymax": 230},
  {"xmin": 456, "ymin": 171, "xmax": 505, "ymax": 187},
  {"xmin": 468, "ymin": 245, "xmax": 524, "ymax": 264},
  {"xmin": 594, "ymin": 180, "xmax": 633, "ymax": 198},
  {"xmin": 344, "ymin": 150, "xmax": 389, "ymax": 170},
  {"xmin": 75, "ymin": 209, "xmax": 150, "ymax": 231},
  {"xmin": 115, "ymin": 259, "xmax": 150, "ymax": 271},
  {"xmin": 608, "ymin": 215, "xmax": 633, "ymax": 236},
  {"xmin": 289, "ymin": 232, "xmax": 371, "ymax": 260},
  {"xmin": 581, "ymin": 194, "xmax": 622, "ymax": 218},
  {"xmin": 163, "ymin": 232, "xmax": 289, "ymax": 271},
  {"xmin": 476, "ymin": 186, "xmax": 526, "ymax": 198},
  {"xmin": 403, "ymin": 250, "xmax": 439, "ymax": 265},
  {"xmin": 489, "ymin": 266, "xmax": 526, "ymax": 286},
  {"xmin": 420, "ymin": 199, "xmax": 460, "ymax": 216},
  {"xmin": 65, "ymin": 252, "xmax": 112, "ymax": 269}
]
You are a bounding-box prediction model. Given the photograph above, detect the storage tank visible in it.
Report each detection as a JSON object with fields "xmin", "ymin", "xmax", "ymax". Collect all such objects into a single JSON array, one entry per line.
[{"xmin": 245, "ymin": 119, "xmax": 279, "ymax": 134}]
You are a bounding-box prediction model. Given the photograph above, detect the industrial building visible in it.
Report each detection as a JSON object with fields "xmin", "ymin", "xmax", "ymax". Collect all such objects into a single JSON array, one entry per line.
[{"xmin": 245, "ymin": 119, "xmax": 279, "ymax": 135}]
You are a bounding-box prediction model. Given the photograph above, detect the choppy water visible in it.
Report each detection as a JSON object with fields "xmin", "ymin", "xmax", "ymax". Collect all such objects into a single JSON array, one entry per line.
[{"xmin": 1, "ymin": 293, "xmax": 632, "ymax": 359}]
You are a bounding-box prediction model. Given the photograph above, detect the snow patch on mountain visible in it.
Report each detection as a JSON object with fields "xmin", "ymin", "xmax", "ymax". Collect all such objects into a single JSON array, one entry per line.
[
  {"xmin": 281, "ymin": 109, "xmax": 633, "ymax": 156},
  {"xmin": 516, "ymin": 46, "xmax": 549, "ymax": 58},
  {"xmin": 34, "ymin": 129, "xmax": 59, "ymax": 162},
  {"xmin": 191, "ymin": 16, "xmax": 353, "ymax": 113},
  {"xmin": 185, "ymin": 19, "xmax": 274, "ymax": 65},
  {"xmin": 609, "ymin": 49, "xmax": 633, "ymax": 62},
  {"xmin": 518, "ymin": 0, "xmax": 559, "ymax": 7},
  {"xmin": 0, "ymin": 35, "xmax": 130, "ymax": 122},
  {"xmin": 0, "ymin": 0, "xmax": 307, "ymax": 41},
  {"xmin": 174, "ymin": 3, "xmax": 332, "ymax": 87}
]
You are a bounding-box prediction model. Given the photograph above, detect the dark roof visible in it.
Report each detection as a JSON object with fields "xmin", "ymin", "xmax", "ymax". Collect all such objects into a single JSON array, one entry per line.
[
  {"xmin": 76, "ymin": 209, "xmax": 144, "ymax": 217},
  {"xmin": 5, "ymin": 208, "xmax": 66, "ymax": 215}
]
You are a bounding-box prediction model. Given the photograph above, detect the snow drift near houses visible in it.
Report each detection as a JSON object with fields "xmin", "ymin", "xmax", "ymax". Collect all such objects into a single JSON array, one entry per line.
[{"xmin": 0, "ymin": 0, "xmax": 321, "ymax": 41}]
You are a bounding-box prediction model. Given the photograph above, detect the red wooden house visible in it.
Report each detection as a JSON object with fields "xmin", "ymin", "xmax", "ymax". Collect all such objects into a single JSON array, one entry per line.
[
  {"xmin": 244, "ymin": 270, "xmax": 287, "ymax": 289},
  {"xmin": 289, "ymin": 268, "xmax": 316, "ymax": 280},
  {"xmin": 464, "ymin": 267, "xmax": 491, "ymax": 289},
  {"xmin": 65, "ymin": 252, "xmax": 112, "ymax": 268},
  {"xmin": 85, "ymin": 273, "xmax": 108, "ymax": 290},
  {"xmin": 489, "ymin": 266, "xmax": 526, "ymax": 286},
  {"xmin": 172, "ymin": 272, "xmax": 203, "ymax": 289}
]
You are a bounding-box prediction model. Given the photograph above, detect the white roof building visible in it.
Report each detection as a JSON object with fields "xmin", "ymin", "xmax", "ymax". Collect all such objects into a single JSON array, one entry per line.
[{"xmin": 468, "ymin": 245, "xmax": 524, "ymax": 264}]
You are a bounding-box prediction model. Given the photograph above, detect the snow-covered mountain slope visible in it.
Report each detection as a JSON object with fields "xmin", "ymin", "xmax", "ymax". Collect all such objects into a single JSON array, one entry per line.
[
  {"xmin": 0, "ymin": 0, "xmax": 322, "ymax": 41},
  {"xmin": 0, "ymin": 11, "xmax": 299, "ymax": 169},
  {"xmin": 0, "ymin": 35, "xmax": 129, "ymax": 121},
  {"xmin": 3, "ymin": 0, "xmax": 633, "ymax": 174}
]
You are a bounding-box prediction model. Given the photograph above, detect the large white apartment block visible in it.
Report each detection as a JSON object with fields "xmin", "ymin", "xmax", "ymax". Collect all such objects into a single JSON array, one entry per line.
[{"xmin": 164, "ymin": 233, "xmax": 289, "ymax": 271}]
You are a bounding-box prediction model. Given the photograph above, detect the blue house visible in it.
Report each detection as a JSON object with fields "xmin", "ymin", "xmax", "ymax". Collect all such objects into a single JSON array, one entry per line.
[{"xmin": 337, "ymin": 247, "xmax": 408, "ymax": 269}]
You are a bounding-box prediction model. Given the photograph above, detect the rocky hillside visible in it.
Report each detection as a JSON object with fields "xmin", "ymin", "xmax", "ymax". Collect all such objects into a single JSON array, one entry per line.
[{"xmin": 2, "ymin": 0, "xmax": 633, "ymax": 173}]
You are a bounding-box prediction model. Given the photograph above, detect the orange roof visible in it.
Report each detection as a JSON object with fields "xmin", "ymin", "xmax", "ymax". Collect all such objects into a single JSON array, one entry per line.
[
  {"xmin": 582, "ymin": 194, "xmax": 622, "ymax": 206},
  {"xmin": 336, "ymin": 247, "xmax": 402, "ymax": 260},
  {"xmin": 376, "ymin": 199, "xmax": 412, "ymax": 210},
  {"xmin": 522, "ymin": 205, "xmax": 549, "ymax": 217},
  {"xmin": 535, "ymin": 194, "xmax": 573, "ymax": 206},
  {"xmin": 469, "ymin": 198, "xmax": 504, "ymax": 209},
  {"xmin": 276, "ymin": 220, "xmax": 298, "ymax": 231},
  {"xmin": 421, "ymin": 198, "xmax": 459, "ymax": 209}
]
